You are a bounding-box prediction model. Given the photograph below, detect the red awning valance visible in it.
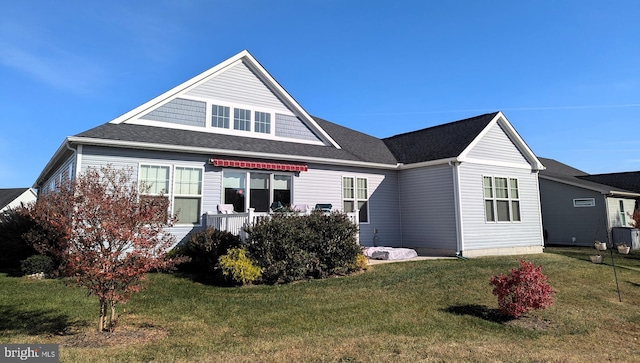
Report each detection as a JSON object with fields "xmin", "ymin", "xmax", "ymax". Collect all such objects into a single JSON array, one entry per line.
[{"xmin": 209, "ymin": 159, "xmax": 308, "ymax": 172}]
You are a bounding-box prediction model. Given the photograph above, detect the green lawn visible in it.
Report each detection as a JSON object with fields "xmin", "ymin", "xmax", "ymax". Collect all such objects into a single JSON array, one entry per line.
[{"xmin": 1, "ymin": 247, "xmax": 639, "ymax": 362}]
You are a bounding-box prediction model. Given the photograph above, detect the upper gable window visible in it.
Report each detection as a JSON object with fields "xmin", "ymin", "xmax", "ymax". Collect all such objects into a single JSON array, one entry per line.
[
  {"xmin": 234, "ymin": 108, "xmax": 251, "ymax": 131},
  {"xmin": 211, "ymin": 104, "xmax": 230, "ymax": 128},
  {"xmin": 254, "ymin": 111, "xmax": 271, "ymax": 134}
]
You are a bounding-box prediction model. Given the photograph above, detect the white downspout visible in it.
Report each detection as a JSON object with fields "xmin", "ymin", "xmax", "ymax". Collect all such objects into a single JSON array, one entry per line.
[{"xmin": 450, "ymin": 161, "xmax": 464, "ymax": 256}]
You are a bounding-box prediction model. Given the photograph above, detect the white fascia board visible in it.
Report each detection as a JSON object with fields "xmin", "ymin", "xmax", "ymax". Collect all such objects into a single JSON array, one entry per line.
[
  {"xmin": 33, "ymin": 139, "xmax": 72, "ymax": 189},
  {"xmin": 108, "ymin": 50, "xmax": 342, "ymax": 150},
  {"xmin": 67, "ymin": 137, "xmax": 398, "ymax": 171},
  {"xmin": 458, "ymin": 112, "xmax": 545, "ymax": 171},
  {"xmin": 456, "ymin": 157, "xmax": 536, "ymax": 170},
  {"xmin": 395, "ymin": 157, "xmax": 459, "ymax": 170},
  {"xmin": 538, "ymin": 174, "xmax": 640, "ymax": 197}
]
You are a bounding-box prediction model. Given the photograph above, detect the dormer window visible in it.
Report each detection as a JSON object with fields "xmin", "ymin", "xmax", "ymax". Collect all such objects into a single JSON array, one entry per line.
[
  {"xmin": 234, "ymin": 108, "xmax": 251, "ymax": 131},
  {"xmin": 211, "ymin": 104, "xmax": 230, "ymax": 128}
]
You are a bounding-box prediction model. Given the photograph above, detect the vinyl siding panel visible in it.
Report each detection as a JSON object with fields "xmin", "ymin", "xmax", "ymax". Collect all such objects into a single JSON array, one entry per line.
[
  {"xmin": 538, "ymin": 179, "xmax": 608, "ymax": 245},
  {"xmin": 295, "ymin": 165, "xmax": 401, "ymax": 247},
  {"xmin": 186, "ymin": 61, "xmax": 290, "ymax": 113},
  {"xmin": 397, "ymin": 164, "xmax": 457, "ymax": 251},
  {"xmin": 466, "ymin": 123, "xmax": 529, "ymax": 165},
  {"xmin": 41, "ymin": 154, "xmax": 75, "ymax": 193},
  {"xmin": 458, "ymin": 163, "xmax": 543, "ymax": 251}
]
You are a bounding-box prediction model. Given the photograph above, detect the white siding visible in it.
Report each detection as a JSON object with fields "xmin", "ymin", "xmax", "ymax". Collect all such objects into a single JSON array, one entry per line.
[
  {"xmin": 458, "ymin": 163, "xmax": 543, "ymax": 251},
  {"xmin": 186, "ymin": 61, "xmax": 290, "ymax": 113},
  {"xmin": 466, "ymin": 122, "xmax": 529, "ymax": 165},
  {"xmin": 295, "ymin": 164, "xmax": 401, "ymax": 247},
  {"xmin": 41, "ymin": 154, "xmax": 75, "ymax": 193},
  {"xmin": 397, "ymin": 164, "xmax": 458, "ymax": 251},
  {"xmin": 607, "ymin": 197, "xmax": 636, "ymax": 229}
]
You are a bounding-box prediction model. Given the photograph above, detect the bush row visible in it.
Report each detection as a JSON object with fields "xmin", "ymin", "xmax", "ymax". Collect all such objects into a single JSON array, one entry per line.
[{"xmin": 175, "ymin": 211, "xmax": 364, "ymax": 285}]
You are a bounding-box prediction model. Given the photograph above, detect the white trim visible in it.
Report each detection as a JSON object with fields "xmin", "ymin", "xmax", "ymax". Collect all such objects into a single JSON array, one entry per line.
[
  {"xmin": 341, "ymin": 175, "xmax": 370, "ymax": 225},
  {"xmin": 173, "ymin": 165, "xmax": 205, "ymax": 226},
  {"xmin": 457, "ymin": 157, "xmax": 534, "ymax": 170},
  {"xmin": 450, "ymin": 161, "xmax": 464, "ymax": 253},
  {"xmin": 75, "ymin": 144, "xmax": 83, "ymax": 180}
]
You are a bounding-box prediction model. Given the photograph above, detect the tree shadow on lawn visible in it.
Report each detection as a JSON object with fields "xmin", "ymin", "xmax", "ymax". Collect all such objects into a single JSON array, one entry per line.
[
  {"xmin": 0, "ymin": 304, "xmax": 88, "ymax": 337},
  {"xmin": 443, "ymin": 304, "xmax": 513, "ymax": 324}
]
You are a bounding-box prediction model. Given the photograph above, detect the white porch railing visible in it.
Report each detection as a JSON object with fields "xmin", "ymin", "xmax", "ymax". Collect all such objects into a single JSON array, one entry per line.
[{"xmin": 205, "ymin": 208, "xmax": 360, "ymax": 243}]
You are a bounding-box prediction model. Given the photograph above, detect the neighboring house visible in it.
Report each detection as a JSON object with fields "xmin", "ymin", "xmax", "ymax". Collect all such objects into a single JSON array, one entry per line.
[
  {"xmin": 538, "ymin": 157, "xmax": 640, "ymax": 246},
  {"xmin": 34, "ymin": 50, "xmax": 545, "ymax": 257},
  {"xmin": 0, "ymin": 188, "xmax": 37, "ymax": 213}
]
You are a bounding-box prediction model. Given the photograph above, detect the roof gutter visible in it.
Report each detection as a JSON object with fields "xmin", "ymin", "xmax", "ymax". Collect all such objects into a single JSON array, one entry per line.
[{"xmin": 66, "ymin": 136, "xmax": 401, "ymax": 171}]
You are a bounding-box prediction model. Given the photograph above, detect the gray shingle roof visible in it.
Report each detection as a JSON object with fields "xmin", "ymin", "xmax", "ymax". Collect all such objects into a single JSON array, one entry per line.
[
  {"xmin": 579, "ymin": 172, "xmax": 640, "ymax": 194},
  {"xmin": 382, "ymin": 112, "xmax": 498, "ymax": 164},
  {"xmin": 0, "ymin": 188, "xmax": 30, "ymax": 209},
  {"xmin": 538, "ymin": 157, "xmax": 639, "ymax": 196},
  {"xmin": 75, "ymin": 118, "xmax": 399, "ymax": 165}
]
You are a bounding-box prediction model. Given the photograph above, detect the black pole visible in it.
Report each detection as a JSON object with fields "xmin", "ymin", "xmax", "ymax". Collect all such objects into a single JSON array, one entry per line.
[{"xmin": 610, "ymin": 247, "xmax": 622, "ymax": 302}]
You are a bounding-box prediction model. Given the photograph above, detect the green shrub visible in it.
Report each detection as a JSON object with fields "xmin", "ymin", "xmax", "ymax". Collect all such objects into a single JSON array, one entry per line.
[
  {"xmin": 245, "ymin": 211, "xmax": 362, "ymax": 284},
  {"xmin": 218, "ymin": 247, "xmax": 262, "ymax": 285},
  {"xmin": 178, "ymin": 228, "xmax": 242, "ymax": 281},
  {"xmin": 20, "ymin": 254, "xmax": 54, "ymax": 276}
]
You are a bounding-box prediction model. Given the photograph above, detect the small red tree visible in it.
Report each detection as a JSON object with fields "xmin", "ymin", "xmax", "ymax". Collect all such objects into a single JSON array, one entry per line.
[
  {"xmin": 489, "ymin": 260, "xmax": 555, "ymax": 318},
  {"xmin": 25, "ymin": 165, "xmax": 187, "ymax": 331}
]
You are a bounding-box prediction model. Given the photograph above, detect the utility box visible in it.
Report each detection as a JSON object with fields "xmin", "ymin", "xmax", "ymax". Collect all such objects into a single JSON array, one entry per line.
[{"xmin": 611, "ymin": 227, "xmax": 640, "ymax": 250}]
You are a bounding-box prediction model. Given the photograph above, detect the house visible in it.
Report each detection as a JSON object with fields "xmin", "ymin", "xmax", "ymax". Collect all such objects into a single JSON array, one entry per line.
[
  {"xmin": 34, "ymin": 50, "xmax": 545, "ymax": 257},
  {"xmin": 537, "ymin": 157, "xmax": 640, "ymax": 246},
  {"xmin": 0, "ymin": 188, "xmax": 37, "ymax": 213}
]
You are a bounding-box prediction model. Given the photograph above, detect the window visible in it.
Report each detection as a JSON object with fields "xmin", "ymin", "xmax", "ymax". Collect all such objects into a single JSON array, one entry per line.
[
  {"xmin": 211, "ymin": 104, "xmax": 230, "ymax": 128},
  {"xmin": 223, "ymin": 171, "xmax": 293, "ymax": 213},
  {"xmin": 620, "ymin": 200, "xmax": 626, "ymax": 226},
  {"xmin": 573, "ymin": 198, "xmax": 595, "ymax": 207},
  {"xmin": 273, "ymin": 175, "xmax": 291, "ymax": 208},
  {"xmin": 343, "ymin": 176, "xmax": 369, "ymax": 223},
  {"xmin": 139, "ymin": 165, "xmax": 171, "ymax": 222},
  {"xmin": 254, "ymin": 111, "xmax": 271, "ymax": 134},
  {"xmin": 173, "ymin": 167, "xmax": 203, "ymax": 224},
  {"xmin": 223, "ymin": 172, "xmax": 247, "ymax": 212},
  {"xmin": 484, "ymin": 176, "xmax": 520, "ymax": 222},
  {"xmin": 234, "ymin": 108, "xmax": 251, "ymax": 131}
]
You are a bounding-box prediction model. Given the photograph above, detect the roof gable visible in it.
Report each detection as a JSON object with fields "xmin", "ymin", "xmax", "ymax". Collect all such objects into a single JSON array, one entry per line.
[
  {"xmin": 108, "ymin": 50, "xmax": 340, "ymax": 149},
  {"xmin": 0, "ymin": 188, "xmax": 35, "ymax": 211}
]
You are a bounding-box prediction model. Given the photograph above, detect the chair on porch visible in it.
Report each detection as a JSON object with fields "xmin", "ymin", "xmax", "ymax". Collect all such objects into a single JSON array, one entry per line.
[{"xmin": 217, "ymin": 204, "xmax": 235, "ymax": 214}]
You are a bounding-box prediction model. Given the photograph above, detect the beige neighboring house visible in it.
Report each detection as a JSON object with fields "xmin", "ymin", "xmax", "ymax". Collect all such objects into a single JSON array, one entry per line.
[{"xmin": 0, "ymin": 188, "xmax": 37, "ymax": 213}]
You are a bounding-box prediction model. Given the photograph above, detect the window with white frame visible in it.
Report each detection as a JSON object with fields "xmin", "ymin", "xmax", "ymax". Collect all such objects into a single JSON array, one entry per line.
[
  {"xmin": 620, "ymin": 200, "xmax": 626, "ymax": 226},
  {"xmin": 223, "ymin": 171, "xmax": 292, "ymax": 213},
  {"xmin": 173, "ymin": 167, "xmax": 203, "ymax": 224},
  {"xmin": 234, "ymin": 108, "xmax": 251, "ymax": 131},
  {"xmin": 343, "ymin": 176, "xmax": 369, "ymax": 223},
  {"xmin": 139, "ymin": 164, "xmax": 171, "ymax": 223},
  {"xmin": 483, "ymin": 176, "xmax": 520, "ymax": 222},
  {"xmin": 254, "ymin": 111, "xmax": 271, "ymax": 134},
  {"xmin": 211, "ymin": 104, "xmax": 230, "ymax": 129}
]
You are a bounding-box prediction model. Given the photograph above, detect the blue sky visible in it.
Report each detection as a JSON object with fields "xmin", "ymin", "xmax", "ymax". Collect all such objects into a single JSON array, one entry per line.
[{"xmin": 1, "ymin": 1, "xmax": 639, "ymax": 188}]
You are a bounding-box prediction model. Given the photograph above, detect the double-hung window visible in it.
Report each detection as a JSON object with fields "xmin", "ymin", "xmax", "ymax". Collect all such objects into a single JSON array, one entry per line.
[
  {"xmin": 234, "ymin": 108, "xmax": 251, "ymax": 131},
  {"xmin": 173, "ymin": 167, "xmax": 203, "ymax": 224},
  {"xmin": 343, "ymin": 176, "xmax": 369, "ymax": 223},
  {"xmin": 139, "ymin": 165, "xmax": 171, "ymax": 223},
  {"xmin": 483, "ymin": 176, "xmax": 520, "ymax": 222}
]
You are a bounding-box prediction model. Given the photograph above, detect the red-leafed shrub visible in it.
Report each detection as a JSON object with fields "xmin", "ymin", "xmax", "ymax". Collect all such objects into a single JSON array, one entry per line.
[{"xmin": 489, "ymin": 260, "xmax": 555, "ymax": 318}]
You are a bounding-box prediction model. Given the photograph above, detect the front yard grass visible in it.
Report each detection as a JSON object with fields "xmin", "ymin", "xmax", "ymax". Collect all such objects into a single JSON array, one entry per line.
[{"xmin": 1, "ymin": 247, "xmax": 639, "ymax": 362}]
